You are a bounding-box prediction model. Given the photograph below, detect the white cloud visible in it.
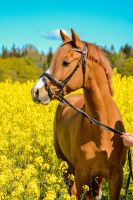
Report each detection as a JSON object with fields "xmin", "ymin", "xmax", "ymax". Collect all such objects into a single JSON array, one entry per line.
[{"xmin": 42, "ymin": 29, "xmax": 69, "ymax": 40}]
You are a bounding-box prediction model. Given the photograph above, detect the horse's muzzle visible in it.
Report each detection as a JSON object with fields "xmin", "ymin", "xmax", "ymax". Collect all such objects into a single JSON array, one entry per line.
[{"xmin": 31, "ymin": 87, "xmax": 50, "ymax": 105}]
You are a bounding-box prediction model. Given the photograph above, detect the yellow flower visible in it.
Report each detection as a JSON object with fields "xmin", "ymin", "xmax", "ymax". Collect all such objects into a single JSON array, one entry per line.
[
  {"xmin": 42, "ymin": 163, "xmax": 50, "ymax": 170},
  {"xmin": 15, "ymin": 182, "xmax": 24, "ymax": 194},
  {"xmin": 14, "ymin": 168, "xmax": 22, "ymax": 179},
  {"xmin": 68, "ymin": 174, "xmax": 75, "ymax": 181},
  {"xmin": 44, "ymin": 190, "xmax": 56, "ymax": 200},
  {"xmin": 34, "ymin": 156, "xmax": 44, "ymax": 166},
  {"xmin": 63, "ymin": 194, "xmax": 71, "ymax": 200},
  {"xmin": 0, "ymin": 174, "xmax": 6, "ymax": 186},
  {"xmin": 45, "ymin": 174, "xmax": 58, "ymax": 185},
  {"xmin": 27, "ymin": 179, "xmax": 40, "ymax": 197},
  {"xmin": 82, "ymin": 185, "xmax": 89, "ymax": 192},
  {"xmin": 59, "ymin": 161, "xmax": 68, "ymax": 173}
]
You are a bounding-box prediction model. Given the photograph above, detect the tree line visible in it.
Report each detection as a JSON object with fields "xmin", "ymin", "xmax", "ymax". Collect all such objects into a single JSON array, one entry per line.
[
  {"xmin": 0, "ymin": 44, "xmax": 53, "ymax": 71},
  {"xmin": 1, "ymin": 43, "xmax": 133, "ymax": 76},
  {"xmin": 104, "ymin": 44, "xmax": 133, "ymax": 76}
]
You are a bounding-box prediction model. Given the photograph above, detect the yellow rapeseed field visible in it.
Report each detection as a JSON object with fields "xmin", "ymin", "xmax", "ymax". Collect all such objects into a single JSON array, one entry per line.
[{"xmin": 0, "ymin": 70, "xmax": 133, "ymax": 199}]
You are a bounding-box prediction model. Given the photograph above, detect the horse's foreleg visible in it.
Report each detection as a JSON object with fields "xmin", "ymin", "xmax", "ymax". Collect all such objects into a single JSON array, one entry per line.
[
  {"xmin": 70, "ymin": 180, "xmax": 77, "ymax": 196},
  {"xmin": 75, "ymin": 167, "xmax": 90, "ymax": 200},
  {"xmin": 64, "ymin": 160, "xmax": 77, "ymax": 196},
  {"xmin": 54, "ymin": 130, "xmax": 77, "ymax": 196},
  {"xmin": 108, "ymin": 170, "xmax": 123, "ymax": 200}
]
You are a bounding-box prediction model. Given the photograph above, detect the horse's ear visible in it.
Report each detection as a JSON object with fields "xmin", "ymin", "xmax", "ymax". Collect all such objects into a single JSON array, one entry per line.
[
  {"xmin": 60, "ymin": 30, "xmax": 71, "ymax": 42},
  {"xmin": 71, "ymin": 29, "xmax": 82, "ymax": 48}
]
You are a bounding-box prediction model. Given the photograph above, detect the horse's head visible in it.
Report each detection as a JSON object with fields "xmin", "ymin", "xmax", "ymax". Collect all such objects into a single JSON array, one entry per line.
[{"xmin": 31, "ymin": 29, "xmax": 89, "ymax": 105}]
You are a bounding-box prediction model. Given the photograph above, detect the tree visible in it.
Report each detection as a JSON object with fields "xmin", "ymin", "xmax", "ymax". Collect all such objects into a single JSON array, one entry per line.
[
  {"xmin": 111, "ymin": 51, "xmax": 126, "ymax": 69},
  {"xmin": 1, "ymin": 45, "xmax": 9, "ymax": 58},
  {"xmin": 10, "ymin": 44, "xmax": 17, "ymax": 57},
  {"xmin": 118, "ymin": 57, "xmax": 133, "ymax": 76},
  {"xmin": 44, "ymin": 47, "xmax": 53, "ymax": 70},
  {"xmin": 47, "ymin": 47, "xmax": 53, "ymax": 66},
  {"xmin": 120, "ymin": 44, "xmax": 133, "ymax": 58},
  {"xmin": 110, "ymin": 45, "xmax": 115, "ymax": 54}
]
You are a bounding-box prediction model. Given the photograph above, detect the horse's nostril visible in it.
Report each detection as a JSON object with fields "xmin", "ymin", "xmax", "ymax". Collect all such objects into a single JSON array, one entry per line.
[{"xmin": 35, "ymin": 89, "xmax": 39, "ymax": 96}]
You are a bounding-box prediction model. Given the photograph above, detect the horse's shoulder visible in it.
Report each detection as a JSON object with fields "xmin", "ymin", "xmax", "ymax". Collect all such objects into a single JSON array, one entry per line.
[
  {"xmin": 66, "ymin": 93, "xmax": 84, "ymax": 105},
  {"xmin": 56, "ymin": 94, "xmax": 84, "ymax": 119},
  {"xmin": 59, "ymin": 93, "xmax": 84, "ymax": 109}
]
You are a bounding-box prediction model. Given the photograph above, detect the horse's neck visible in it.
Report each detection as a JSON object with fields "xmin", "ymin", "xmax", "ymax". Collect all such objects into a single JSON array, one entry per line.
[{"xmin": 84, "ymin": 64, "xmax": 113, "ymax": 123}]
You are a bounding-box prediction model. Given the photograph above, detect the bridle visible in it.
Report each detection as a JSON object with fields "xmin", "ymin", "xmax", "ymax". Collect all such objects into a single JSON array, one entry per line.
[
  {"xmin": 39, "ymin": 42, "xmax": 133, "ymax": 196},
  {"xmin": 40, "ymin": 43, "xmax": 87, "ymax": 100}
]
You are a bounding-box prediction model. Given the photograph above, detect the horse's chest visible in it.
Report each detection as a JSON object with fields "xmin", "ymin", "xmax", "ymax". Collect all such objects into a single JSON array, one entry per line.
[{"xmin": 80, "ymin": 141, "xmax": 113, "ymax": 161}]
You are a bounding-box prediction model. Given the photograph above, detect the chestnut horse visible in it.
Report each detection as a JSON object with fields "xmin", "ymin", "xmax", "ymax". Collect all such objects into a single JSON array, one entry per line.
[{"xmin": 31, "ymin": 29, "xmax": 127, "ymax": 199}]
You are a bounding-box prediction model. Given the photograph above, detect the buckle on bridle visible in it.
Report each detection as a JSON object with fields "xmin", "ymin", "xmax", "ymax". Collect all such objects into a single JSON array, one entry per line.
[{"xmin": 72, "ymin": 48, "xmax": 87, "ymax": 55}]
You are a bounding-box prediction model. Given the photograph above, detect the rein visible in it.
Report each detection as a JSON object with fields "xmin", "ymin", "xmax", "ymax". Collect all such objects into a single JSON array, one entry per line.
[{"xmin": 40, "ymin": 42, "xmax": 133, "ymax": 197}]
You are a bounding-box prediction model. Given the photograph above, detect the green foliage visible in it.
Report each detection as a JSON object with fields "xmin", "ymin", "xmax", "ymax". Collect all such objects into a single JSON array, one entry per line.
[
  {"xmin": 120, "ymin": 44, "xmax": 133, "ymax": 58},
  {"xmin": 111, "ymin": 51, "xmax": 126, "ymax": 68},
  {"xmin": 107, "ymin": 44, "xmax": 133, "ymax": 77},
  {"xmin": 43, "ymin": 47, "xmax": 53, "ymax": 71},
  {"xmin": 0, "ymin": 44, "xmax": 46, "ymax": 68},
  {"xmin": 102, "ymin": 43, "xmax": 133, "ymax": 77},
  {"xmin": 22, "ymin": 44, "xmax": 46, "ymax": 67},
  {"xmin": 117, "ymin": 57, "xmax": 133, "ymax": 76},
  {"xmin": 0, "ymin": 57, "xmax": 43, "ymax": 82}
]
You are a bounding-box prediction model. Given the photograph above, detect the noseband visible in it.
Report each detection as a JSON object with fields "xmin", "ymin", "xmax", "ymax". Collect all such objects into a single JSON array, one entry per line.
[{"xmin": 40, "ymin": 43, "xmax": 87, "ymax": 100}]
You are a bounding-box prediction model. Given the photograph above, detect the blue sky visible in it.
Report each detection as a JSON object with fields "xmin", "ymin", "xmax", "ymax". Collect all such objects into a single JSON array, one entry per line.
[{"xmin": 0, "ymin": 0, "xmax": 133, "ymax": 53}]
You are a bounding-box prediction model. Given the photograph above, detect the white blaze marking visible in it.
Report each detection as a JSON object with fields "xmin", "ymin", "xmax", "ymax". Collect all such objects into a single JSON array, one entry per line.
[
  {"xmin": 34, "ymin": 63, "xmax": 53, "ymax": 90},
  {"xmin": 46, "ymin": 64, "xmax": 53, "ymax": 74},
  {"xmin": 34, "ymin": 78, "xmax": 44, "ymax": 90},
  {"xmin": 46, "ymin": 68, "xmax": 50, "ymax": 74}
]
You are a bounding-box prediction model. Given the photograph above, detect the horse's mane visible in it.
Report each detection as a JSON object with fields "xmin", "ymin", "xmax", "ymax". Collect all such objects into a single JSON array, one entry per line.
[{"xmin": 86, "ymin": 42, "xmax": 114, "ymax": 96}]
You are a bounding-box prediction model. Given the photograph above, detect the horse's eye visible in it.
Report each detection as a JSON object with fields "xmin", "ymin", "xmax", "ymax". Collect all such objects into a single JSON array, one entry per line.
[{"xmin": 63, "ymin": 60, "xmax": 71, "ymax": 66}]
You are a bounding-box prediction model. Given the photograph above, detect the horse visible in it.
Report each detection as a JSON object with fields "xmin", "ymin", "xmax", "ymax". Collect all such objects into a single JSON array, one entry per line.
[{"xmin": 31, "ymin": 29, "xmax": 128, "ymax": 199}]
